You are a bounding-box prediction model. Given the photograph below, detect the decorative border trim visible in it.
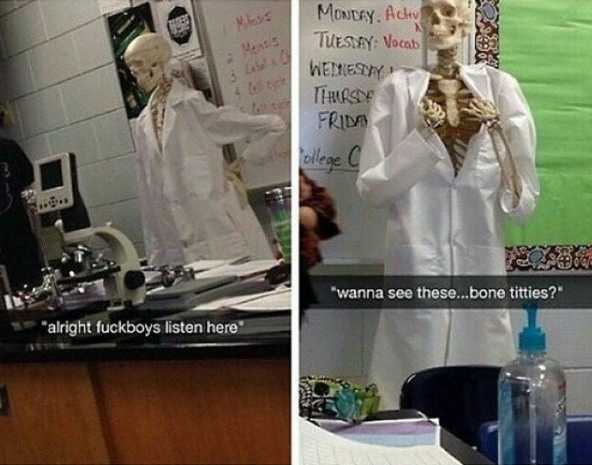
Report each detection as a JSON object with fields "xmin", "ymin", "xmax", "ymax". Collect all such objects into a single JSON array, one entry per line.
[
  {"xmin": 506, "ymin": 245, "xmax": 592, "ymax": 272},
  {"xmin": 474, "ymin": 0, "xmax": 500, "ymax": 68},
  {"xmin": 472, "ymin": 5, "xmax": 589, "ymax": 272}
]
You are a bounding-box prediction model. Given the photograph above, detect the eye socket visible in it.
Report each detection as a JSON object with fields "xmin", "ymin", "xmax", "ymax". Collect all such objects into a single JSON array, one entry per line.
[
  {"xmin": 442, "ymin": 5, "xmax": 456, "ymax": 17},
  {"xmin": 420, "ymin": 6, "xmax": 434, "ymax": 18}
]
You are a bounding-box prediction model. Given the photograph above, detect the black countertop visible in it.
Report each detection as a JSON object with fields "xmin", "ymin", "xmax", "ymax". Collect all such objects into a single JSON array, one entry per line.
[
  {"xmin": 0, "ymin": 336, "xmax": 290, "ymax": 363},
  {"xmin": 0, "ymin": 305, "xmax": 290, "ymax": 363}
]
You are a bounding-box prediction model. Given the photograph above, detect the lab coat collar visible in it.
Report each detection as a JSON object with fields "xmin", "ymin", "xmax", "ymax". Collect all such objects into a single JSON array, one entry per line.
[
  {"xmin": 137, "ymin": 79, "xmax": 187, "ymax": 153},
  {"xmin": 137, "ymin": 94, "xmax": 159, "ymax": 155},
  {"xmin": 137, "ymin": 78, "xmax": 187, "ymax": 123},
  {"xmin": 459, "ymin": 62, "xmax": 492, "ymax": 101},
  {"xmin": 167, "ymin": 78, "xmax": 191, "ymax": 107}
]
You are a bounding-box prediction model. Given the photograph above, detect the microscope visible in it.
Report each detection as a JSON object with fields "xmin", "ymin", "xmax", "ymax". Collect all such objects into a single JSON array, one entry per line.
[{"xmin": 22, "ymin": 153, "xmax": 145, "ymax": 311}]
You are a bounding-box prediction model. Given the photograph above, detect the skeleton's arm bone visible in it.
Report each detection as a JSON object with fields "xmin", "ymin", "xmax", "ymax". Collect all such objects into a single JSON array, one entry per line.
[
  {"xmin": 461, "ymin": 99, "xmax": 522, "ymax": 208},
  {"xmin": 496, "ymin": 75, "xmax": 539, "ymax": 222}
]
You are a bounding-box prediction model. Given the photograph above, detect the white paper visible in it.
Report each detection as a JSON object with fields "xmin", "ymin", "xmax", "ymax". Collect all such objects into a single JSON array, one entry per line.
[
  {"xmin": 189, "ymin": 284, "xmax": 290, "ymax": 312},
  {"xmin": 98, "ymin": 0, "xmax": 131, "ymax": 15},
  {"xmin": 185, "ymin": 259, "xmax": 237, "ymax": 273},
  {"xmin": 228, "ymin": 287, "xmax": 290, "ymax": 312},
  {"xmin": 300, "ymin": 418, "xmax": 461, "ymax": 465},
  {"xmin": 196, "ymin": 260, "xmax": 280, "ymax": 279}
]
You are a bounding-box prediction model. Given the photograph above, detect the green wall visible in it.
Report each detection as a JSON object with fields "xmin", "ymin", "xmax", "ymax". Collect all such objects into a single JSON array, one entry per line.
[{"xmin": 501, "ymin": 0, "xmax": 592, "ymax": 245}]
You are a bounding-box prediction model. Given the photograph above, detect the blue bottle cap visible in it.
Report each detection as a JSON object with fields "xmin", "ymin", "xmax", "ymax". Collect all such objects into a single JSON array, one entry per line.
[{"xmin": 519, "ymin": 301, "xmax": 546, "ymax": 353}]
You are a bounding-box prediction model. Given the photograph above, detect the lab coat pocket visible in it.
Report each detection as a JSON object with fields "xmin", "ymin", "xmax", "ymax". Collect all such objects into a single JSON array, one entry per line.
[
  {"xmin": 468, "ymin": 244, "xmax": 507, "ymax": 275},
  {"xmin": 387, "ymin": 244, "xmax": 442, "ymax": 276}
]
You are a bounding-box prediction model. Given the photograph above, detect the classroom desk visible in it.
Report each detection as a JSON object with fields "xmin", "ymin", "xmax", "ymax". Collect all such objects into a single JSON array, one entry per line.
[{"xmin": 0, "ymin": 308, "xmax": 290, "ymax": 465}]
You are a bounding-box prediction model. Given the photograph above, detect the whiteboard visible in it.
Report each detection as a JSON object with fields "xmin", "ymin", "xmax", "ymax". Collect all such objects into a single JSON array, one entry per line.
[
  {"xmin": 300, "ymin": 0, "xmax": 473, "ymax": 263},
  {"xmin": 196, "ymin": 0, "xmax": 291, "ymax": 189}
]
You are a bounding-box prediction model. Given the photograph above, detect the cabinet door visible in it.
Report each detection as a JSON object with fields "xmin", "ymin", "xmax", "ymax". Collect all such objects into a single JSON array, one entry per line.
[
  {"xmin": 0, "ymin": 363, "xmax": 110, "ymax": 465},
  {"xmin": 92, "ymin": 358, "xmax": 290, "ymax": 465}
]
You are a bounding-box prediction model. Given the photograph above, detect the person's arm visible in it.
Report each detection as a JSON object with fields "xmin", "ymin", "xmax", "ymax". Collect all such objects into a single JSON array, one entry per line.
[
  {"xmin": 496, "ymin": 74, "xmax": 539, "ymax": 223},
  {"xmin": 356, "ymin": 72, "xmax": 444, "ymax": 208},
  {"xmin": 300, "ymin": 206, "xmax": 318, "ymax": 230},
  {"xmin": 305, "ymin": 187, "xmax": 340, "ymax": 240}
]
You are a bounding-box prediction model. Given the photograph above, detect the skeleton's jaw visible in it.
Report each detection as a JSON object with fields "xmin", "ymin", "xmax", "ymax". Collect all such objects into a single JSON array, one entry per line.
[{"xmin": 426, "ymin": 29, "xmax": 463, "ymax": 51}]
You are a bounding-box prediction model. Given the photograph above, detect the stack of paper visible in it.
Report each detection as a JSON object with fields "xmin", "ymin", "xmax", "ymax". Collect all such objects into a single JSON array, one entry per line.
[
  {"xmin": 189, "ymin": 284, "xmax": 290, "ymax": 312},
  {"xmin": 317, "ymin": 418, "xmax": 440, "ymax": 448},
  {"xmin": 300, "ymin": 418, "xmax": 461, "ymax": 465},
  {"xmin": 196, "ymin": 260, "xmax": 280, "ymax": 279}
]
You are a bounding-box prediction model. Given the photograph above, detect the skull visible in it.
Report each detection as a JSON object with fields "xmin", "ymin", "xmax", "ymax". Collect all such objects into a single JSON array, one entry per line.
[
  {"xmin": 421, "ymin": 0, "xmax": 473, "ymax": 51},
  {"xmin": 124, "ymin": 33, "xmax": 172, "ymax": 93}
]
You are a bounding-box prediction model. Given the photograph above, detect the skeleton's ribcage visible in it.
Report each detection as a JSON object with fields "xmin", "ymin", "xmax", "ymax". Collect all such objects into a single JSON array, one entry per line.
[{"xmin": 425, "ymin": 82, "xmax": 481, "ymax": 176}]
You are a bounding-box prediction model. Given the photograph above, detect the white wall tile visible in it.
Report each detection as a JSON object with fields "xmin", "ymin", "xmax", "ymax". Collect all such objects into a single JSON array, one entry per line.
[
  {"xmin": 16, "ymin": 86, "xmax": 66, "ymax": 137},
  {"xmin": 72, "ymin": 18, "xmax": 113, "ymax": 73},
  {"xmin": 0, "ymin": 1, "xmax": 20, "ymax": 17},
  {"xmin": 3, "ymin": 51, "xmax": 34, "ymax": 98},
  {"xmin": 29, "ymin": 33, "xmax": 78, "ymax": 89},
  {"xmin": 511, "ymin": 309, "xmax": 592, "ymax": 368},
  {"xmin": 0, "ymin": 1, "xmax": 45, "ymax": 56},
  {"xmin": 104, "ymin": 153, "xmax": 138, "ymax": 201},
  {"xmin": 19, "ymin": 133, "xmax": 50, "ymax": 162},
  {"xmin": 566, "ymin": 370, "xmax": 592, "ymax": 415},
  {"xmin": 39, "ymin": 0, "xmax": 100, "ymax": 39},
  {"xmin": 301, "ymin": 309, "xmax": 365, "ymax": 378},
  {"xmin": 78, "ymin": 160, "xmax": 109, "ymax": 207},
  {"xmin": 12, "ymin": 1, "xmax": 34, "ymax": 12},
  {"xmin": 79, "ymin": 153, "xmax": 137, "ymax": 207},
  {"xmin": 90, "ymin": 198, "xmax": 144, "ymax": 244},
  {"xmin": 361, "ymin": 309, "xmax": 382, "ymax": 378},
  {"xmin": 61, "ymin": 64, "xmax": 123, "ymax": 123},
  {"xmin": 0, "ymin": 30, "xmax": 7, "ymax": 60},
  {"xmin": 93, "ymin": 109, "xmax": 134, "ymax": 159},
  {"xmin": 48, "ymin": 119, "xmax": 99, "ymax": 166}
]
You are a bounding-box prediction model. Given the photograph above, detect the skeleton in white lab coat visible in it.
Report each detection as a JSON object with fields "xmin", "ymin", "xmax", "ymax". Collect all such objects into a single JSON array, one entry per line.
[
  {"xmin": 124, "ymin": 34, "xmax": 286, "ymax": 266},
  {"xmin": 357, "ymin": 0, "xmax": 539, "ymax": 408}
]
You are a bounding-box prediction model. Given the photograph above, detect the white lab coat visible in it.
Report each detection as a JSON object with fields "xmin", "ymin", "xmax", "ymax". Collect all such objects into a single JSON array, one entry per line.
[
  {"xmin": 134, "ymin": 79, "xmax": 281, "ymax": 266},
  {"xmin": 357, "ymin": 63, "xmax": 539, "ymax": 408}
]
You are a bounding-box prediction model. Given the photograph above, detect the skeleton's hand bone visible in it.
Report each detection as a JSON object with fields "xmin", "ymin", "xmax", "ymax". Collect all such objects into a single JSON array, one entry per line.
[
  {"xmin": 463, "ymin": 99, "xmax": 523, "ymax": 207},
  {"xmin": 420, "ymin": 97, "xmax": 446, "ymax": 129},
  {"xmin": 461, "ymin": 98, "xmax": 500, "ymax": 128}
]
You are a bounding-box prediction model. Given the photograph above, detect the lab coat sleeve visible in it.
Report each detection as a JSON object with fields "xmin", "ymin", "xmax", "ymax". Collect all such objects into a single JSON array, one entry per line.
[
  {"xmin": 191, "ymin": 92, "xmax": 286, "ymax": 146},
  {"xmin": 497, "ymin": 74, "xmax": 539, "ymax": 224},
  {"xmin": 131, "ymin": 120, "xmax": 158, "ymax": 264},
  {"xmin": 356, "ymin": 74, "xmax": 443, "ymax": 208}
]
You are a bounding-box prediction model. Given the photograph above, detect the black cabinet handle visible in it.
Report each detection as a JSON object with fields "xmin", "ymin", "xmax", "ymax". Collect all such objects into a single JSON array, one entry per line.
[{"xmin": 0, "ymin": 385, "xmax": 9, "ymax": 416}]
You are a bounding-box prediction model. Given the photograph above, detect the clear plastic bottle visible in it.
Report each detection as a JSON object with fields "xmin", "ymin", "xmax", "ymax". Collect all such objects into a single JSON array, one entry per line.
[{"xmin": 498, "ymin": 303, "xmax": 567, "ymax": 465}]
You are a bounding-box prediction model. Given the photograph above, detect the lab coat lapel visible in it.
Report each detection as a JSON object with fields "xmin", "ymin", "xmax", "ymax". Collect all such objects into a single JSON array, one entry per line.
[
  {"xmin": 459, "ymin": 63, "xmax": 492, "ymax": 101},
  {"xmin": 139, "ymin": 90, "xmax": 160, "ymax": 156},
  {"xmin": 456, "ymin": 63, "xmax": 495, "ymax": 183},
  {"xmin": 407, "ymin": 67, "xmax": 431, "ymax": 117},
  {"xmin": 407, "ymin": 68, "xmax": 453, "ymax": 176},
  {"xmin": 160, "ymin": 80, "xmax": 187, "ymax": 155}
]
